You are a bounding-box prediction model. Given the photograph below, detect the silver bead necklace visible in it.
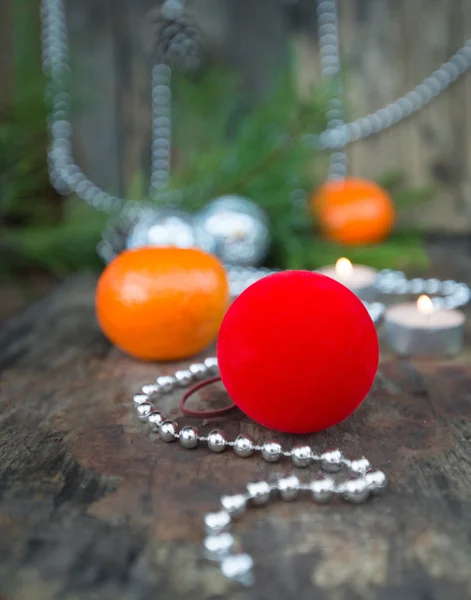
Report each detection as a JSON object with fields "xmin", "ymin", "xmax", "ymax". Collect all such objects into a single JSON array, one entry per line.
[
  {"xmin": 227, "ymin": 267, "xmax": 471, "ymax": 316},
  {"xmin": 150, "ymin": 63, "xmax": 173, "ymax": 198},
  {"xmin": 41, "ymin": 0, "xmax": 471, "ymax": 215},
  {"xmin": 316, "ymin": 0, "xmax": 348, "ymax": 180},
  {"xmin": 132, "ymin": 356, "xmax": 387, "ymax": 586}
]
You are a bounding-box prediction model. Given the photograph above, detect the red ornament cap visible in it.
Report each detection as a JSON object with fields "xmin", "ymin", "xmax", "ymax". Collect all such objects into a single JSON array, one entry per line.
[{"xmin": 217, "ymin": 271, "xmax": 379, "ymax": 434}]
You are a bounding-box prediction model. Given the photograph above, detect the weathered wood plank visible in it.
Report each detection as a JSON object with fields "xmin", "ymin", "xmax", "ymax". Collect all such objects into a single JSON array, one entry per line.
[
  {"xmin": 67, "ymin": 0, "xmax": 121, "ymax": 194},
  {"xmin": 1, "ymin": 247, "xmax": 471, "ymax": 599}
]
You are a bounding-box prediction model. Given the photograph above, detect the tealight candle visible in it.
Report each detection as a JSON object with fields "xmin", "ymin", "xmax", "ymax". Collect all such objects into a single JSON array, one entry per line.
[
  {"xmin": 317, "ymin": 257, "xmax": 378, "ymax": 300},
  {"xmin": 384, "ymin": 295, "xmax": 465, "ymax": 357}
]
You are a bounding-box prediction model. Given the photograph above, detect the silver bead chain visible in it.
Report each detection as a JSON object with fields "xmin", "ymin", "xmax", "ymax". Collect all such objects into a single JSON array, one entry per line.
[
  {"xmin": 150, "ymin": 63, "xmax": 173, "ymax": 198},
  {"xmin": 317, "ymin": 0, "xmax": 348, "ymax": 180},
  {"xmin": 374, "ymin": 269, "xmax": 471, "ymax": 310},
  {"xmin": 41, "ymin": 0, "xmax": 471, "ymax": 215},
  {"xmin": 202, "ymin": 468, "xmax": 387, "ymax": 587},
  {"xmin": 227, "ymin": 267, "xmax": 471, "ymax": 313},
  {"xmin": 132, "ymin": 356, "xmax": 387, "ymax": 585},
  {"xmin": 312, "ymin": 0, "xmax": 471, "ymax": 152}
]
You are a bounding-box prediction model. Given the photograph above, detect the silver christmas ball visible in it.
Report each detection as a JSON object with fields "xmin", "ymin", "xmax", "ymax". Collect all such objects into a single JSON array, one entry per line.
[
  {"xmin": 195, "ymin": 195, "xmax": 270, "ymax": 267},
  {"xmin": 126, "ymin": 206, "xmax": 215, "ymax": 252},
  {"xmin": 97, "ymin": 204, "xmax": 215, "ymax": 264}
]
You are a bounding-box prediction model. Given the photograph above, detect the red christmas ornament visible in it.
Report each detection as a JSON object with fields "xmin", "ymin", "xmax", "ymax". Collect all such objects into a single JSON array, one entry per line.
[{"xmin": 217, "ymin": 271, "xmax": 379, "ymax": 434}]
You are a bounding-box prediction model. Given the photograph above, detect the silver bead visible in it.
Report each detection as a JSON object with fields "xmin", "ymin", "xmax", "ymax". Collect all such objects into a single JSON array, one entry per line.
[
  {"xmin": 203, "ymin": 357, "xmax": 218, "ymax": 375},
  {"xmin": 233, "ymin": 434, "xmax": 255, "ymax": 458},
  {"xmin": 136, "ymin": 402, "xmax": 153, "ymax": 420},
  {"xmin": 343, "ymin": 478, "xmax": 370, "ymax": 503},
  {"xmin": 204, "ymin": 510, "xmax": 231, "ymax": 535},
  {"xmin": 189, "ymin": 363, "xmax": 207, "ymax": 380},
  {"xmin": 132, "ymin": 393, "xmax": 149, "ymax": 406},
  {"xmin": 159, "ymin": 420, "xmax": 179, "ymax": 442},
  {"xmin": 349, "ymin": 457, "xmax": 371, "ymax": 474},
  {"xmin": 221, "ymin": 494, "xmax": 247, "ymax": 518},
  {"xmin": 321, "ymin": 449, "xmax": 343, "ymax": 472},
  {"xmin": 179, "ymin": 425, "xmax": 199, "ymax": 449},
  {"xmin": 310, "ymin": 476, "xmax": 335, "ymax": 503},
  {"xmin": 364, "ymin": 470, "xmax": 387, "ymax": 494},
  {"xmin": 246, "ymin": 481, "xmax": 271, "ymax": 506},
  {"xmin": 174, "ymin": 369, "xmax": 193, "ymax": 387},
  {"xmin": 207, "ymin": 429, "xmax": 227, "ymax": 453},
  {"xmin": 441, "ymin": 280, "xmax": 456, "ymax": 295},
  {"xmin": 220, "ymin": 553, "xmax": 254, "ymax": 586},
  {"xmin": 277, "ymin": 475, "xmax": 300, "ymax": 501},
  {"xmin": 425, "ymin": 278, "xmax": 441, "ymax": 294},
  {"xmin": 291, "ymin": 445, "xmax": 312, "ymax": 468},
  {"xmin": 147, "ymin": 410, "xmax": 165, "ymax": 431},
  {"xmin": 393, "ymin": 280, "xmax": 409, "ymax": 295},
  {"xmin": 156, "ymin": 375, "xmax": 175, "ymax": 393},
  {"xmin": 141, "ymin": 384, "xmax": 160, "ymax": 397},
  {"xmin": 261, "ymin": 441, "xmax": 282, "ymax": 463},
  {"xmin": 203, "ymin": 533, "xmax": 235, "ymax": 561}
]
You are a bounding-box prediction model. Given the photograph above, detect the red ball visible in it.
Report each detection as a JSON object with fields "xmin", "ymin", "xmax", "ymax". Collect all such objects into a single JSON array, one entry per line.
[{"xmin": 217, "ymin": 271, "xmax": 379, "ymax": 433}]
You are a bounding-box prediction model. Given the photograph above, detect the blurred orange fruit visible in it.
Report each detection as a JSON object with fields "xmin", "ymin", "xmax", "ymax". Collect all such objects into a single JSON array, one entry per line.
[
  {"xmin": 311, "ymin": 177, "xmax": 395, "ymax": 245},
  {"xmin": 96, "ymin": 247, "xmax": 229, "ymax": 361}
]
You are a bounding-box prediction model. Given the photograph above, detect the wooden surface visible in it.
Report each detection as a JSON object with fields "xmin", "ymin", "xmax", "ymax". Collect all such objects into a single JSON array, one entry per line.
[
  {"xmin": 1, "ymin": 245, "xmax": 471, "ymax": 600},
  {"xmin": 62, "ymin": 0, "xmax": 471, "ymax": 231}
]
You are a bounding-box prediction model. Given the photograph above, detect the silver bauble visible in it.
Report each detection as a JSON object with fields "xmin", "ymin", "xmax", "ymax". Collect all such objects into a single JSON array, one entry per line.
[
  {"xmin": 195, "ymin": 195, "xmax": 270, "ymax": 267},
  {"xmin": 126, "ymin": 207, "xmax": 214, "ymax": 252},
  {"xmin": 97, "ymin": 204, "xmax": 215, "ymax": 264}
]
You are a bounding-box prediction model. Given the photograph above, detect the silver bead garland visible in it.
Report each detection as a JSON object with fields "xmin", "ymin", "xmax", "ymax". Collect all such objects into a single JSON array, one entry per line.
[
  {"xmin": 226, "ymin": 267, "xmax": 471, "ymax": 316},
  {"xmin": 132, "ymin": 356, "xmax": 388, "ymax": 586},
  {"xmin": 317, "ymin": 0, "xmax": 348, "ymax": 180},
  {"xmin": 150, "ymin": 63, "xmax": 173, "ymax": 197}
]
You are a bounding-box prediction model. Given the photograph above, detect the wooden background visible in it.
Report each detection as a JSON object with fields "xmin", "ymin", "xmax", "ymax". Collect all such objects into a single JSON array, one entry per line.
[{"xmin": 2, "ymin": 0, "xmax": 471, "ymax": 231}]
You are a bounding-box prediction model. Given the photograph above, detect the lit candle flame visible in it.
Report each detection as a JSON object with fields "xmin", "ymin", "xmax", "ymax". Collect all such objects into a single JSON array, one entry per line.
[
  {"xmin": 417, "ymin": 294, "xmax": 434, "ymax": 316},
  {"xmin": 335, "ymin": 257, "xmax": 353, "ymax": 279}
]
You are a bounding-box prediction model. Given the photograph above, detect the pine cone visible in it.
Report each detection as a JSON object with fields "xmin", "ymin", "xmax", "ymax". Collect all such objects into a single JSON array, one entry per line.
[{"xmin": 144, "ymin": 2, "xmax": 203, "ymax": 70}]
